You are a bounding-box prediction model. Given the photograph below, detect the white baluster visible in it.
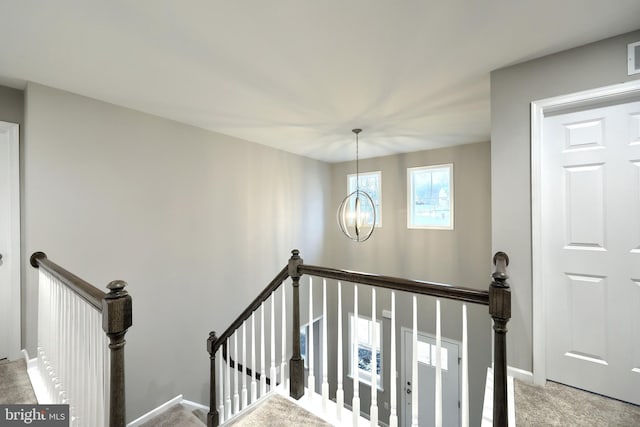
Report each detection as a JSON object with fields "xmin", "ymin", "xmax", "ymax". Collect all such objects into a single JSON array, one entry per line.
[
  {"xmin": 242, "ymin": 321, "xmax": 248, "ymax": 409},
  {"xmin": 251, "ymin": 311, "xmax": 257, "ymax": 404},
  {"xmin": 322, "ymin": 279, "xmax": 328, "ymax": 412},
  {"xmin": 225, "ymin": 339, "xmax": 231, "ymax": 419},
  {"xmin": 234, "ymin": 331, "xmax": 239, "ymax": 413},
  {"xmin": 271, "ymin": 294, "xmax": 277, "ymax": 391},
  {"xmin": 461, "ymin": 304, "xmax": 469, "ymax": 427},
  {"xmin": 353, "ymin": 284, "xmax": 360, "ymax": 426},
  {"xmin": 435, "ymin": 299, "xmax": 442, "ymax": 427},
  {"xmin": 389, "ymin": 291, "xmax": 398, "ymax": 427},
  {"xmin": 411, "ymin": 295, "xmax": 418, "ymax": 427},
  {"xmin": 281, "ymin": 284, "xmax": 287, "ymax": 389},
  {"xmin": 336, "ymin": 281, "xmax": 344, "ymax": 420},
  {"xmin": 260, "ymin": 303, "xmax": 266, "ymax": 397},
  {"xmin": 308, "ymin": 277, "xmax": 314, "ymax": 401},
  {"xmin": 218, "ymin": 350, "xmax": 225, "ymax": 423},
  {"xmin": 370, "ymin": 287, "xmax": 378, "ymax": 426}
]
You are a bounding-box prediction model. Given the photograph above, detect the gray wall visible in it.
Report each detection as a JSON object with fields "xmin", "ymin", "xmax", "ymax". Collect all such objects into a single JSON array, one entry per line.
[
  {"xmin": 326, "ymin": 142, "xmax": 492, "ymax": 425},
  {"xmin": 491, "ymin": 29, "xmax": 640, "ymax": 372},
  {"xmin": 0, "ymin": 85, "xmax": 23, "ymax": 126},
  {"xmin": 22, "ymin": 83, "xmax": 331, "ymax": 420}
]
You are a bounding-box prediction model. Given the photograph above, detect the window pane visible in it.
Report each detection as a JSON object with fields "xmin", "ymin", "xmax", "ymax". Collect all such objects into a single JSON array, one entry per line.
[
  {"xmin": 417, "ymin": 341, "xmax": 430, "ymax": 365},
  {"xmin": 430, "ymin": 345, "xmax": 449, "ymax": 371},
  {"xmin": 350, "ymin": 314, "xmax": 383, "ymax": 383},
  {"xmin": 408, "ymin": 165, "xmax": 453, "ymax": 229},
  {"xmin": 357, "ymin": 345, "xmax": 382, "ymax": 376},
  {"xmin": 357, "ymin": 317, "xmax": 370, "ymax": 344},
  {"xmin": 300, "ymin": 326, "xmax": 307, "ymax": 367}
]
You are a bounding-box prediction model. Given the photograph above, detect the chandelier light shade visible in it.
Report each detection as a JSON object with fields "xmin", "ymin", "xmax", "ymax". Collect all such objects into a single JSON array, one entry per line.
[{"xmin": 337, "ymin": 129, "xmax": 376, "ymax": 242}]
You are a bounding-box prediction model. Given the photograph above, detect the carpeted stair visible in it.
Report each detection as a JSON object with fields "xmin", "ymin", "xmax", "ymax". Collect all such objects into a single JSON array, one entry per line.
[
  {"xmin": 139, "ymin": 403, "xmax": 206, "ymax": 427},
  {"xmin": 226, "ymin": 394, "xmax": 332, "ymax": 427},
  {"xmin": 0, "ymin": 358, "xmax": 37, "ymax": 404}
]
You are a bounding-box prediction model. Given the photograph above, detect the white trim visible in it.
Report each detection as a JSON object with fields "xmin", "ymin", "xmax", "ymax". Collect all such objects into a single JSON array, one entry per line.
[
  {"xmin": 530, "ymin": 79, "xmax": 640, "ymax": 386},
  {"xmin": 22, "ymin": 349, "xmax": 49, "ymax": 404},
  {"xmin": 127, "ymin": 395, "xmax": 184, "ymax": 427},
  {"xmin": 507, "ymin": 365, "xmax": 533, "ymax": 384},
  {"xmin": 0, "ymin": 121, "xmax": 20, "ymax": 361}
]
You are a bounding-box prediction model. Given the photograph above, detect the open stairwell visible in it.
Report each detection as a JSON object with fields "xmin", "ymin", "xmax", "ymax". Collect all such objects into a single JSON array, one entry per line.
[{"xmin": 17, "ymin": 249, "xmax": 638, "ymax": 426}]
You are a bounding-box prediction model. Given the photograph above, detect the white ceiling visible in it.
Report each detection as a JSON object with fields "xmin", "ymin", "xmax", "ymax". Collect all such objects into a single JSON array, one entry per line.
[{"xmin": 1, "ymin": 1, "xmax": 639, "ymax": 163}]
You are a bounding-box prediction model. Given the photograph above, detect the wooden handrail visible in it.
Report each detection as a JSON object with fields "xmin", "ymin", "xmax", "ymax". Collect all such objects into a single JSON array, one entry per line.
[
  {"xmin": 212, "ymin": 265, "xmax": 290, "ymax": 353},
  {"xmin": 298, "ymin": 265, "xmax": 490, "ymax": 305},
  {"xmin": 31, "ymin": 251, "xmax": 132, "ymax": 427},
  {"xmin": 208, "ymin": 249, "xmax": 510, "ymax": 427},
  {"xmin": 30, "ymin": 251, "xmax": 106, "ymax": 310}
]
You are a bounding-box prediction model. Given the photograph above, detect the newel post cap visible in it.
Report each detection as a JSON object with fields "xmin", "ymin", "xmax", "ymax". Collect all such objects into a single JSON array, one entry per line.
[
  {"xmin": 102, "ymin": 280, "xmax": 133, "ymax": 334},
  {"xmin": 207, "ymin": 331, "xmax": 218, "ymax": 355},
  {"xmin": 288, "ymin": 249, "xmax": 303, "ymax": 278}
]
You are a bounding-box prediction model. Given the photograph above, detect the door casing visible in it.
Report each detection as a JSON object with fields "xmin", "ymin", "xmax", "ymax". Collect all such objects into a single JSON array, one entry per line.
[{"xmin": 0, "ymin": 121, "xmax": 20, "ymax": 360}]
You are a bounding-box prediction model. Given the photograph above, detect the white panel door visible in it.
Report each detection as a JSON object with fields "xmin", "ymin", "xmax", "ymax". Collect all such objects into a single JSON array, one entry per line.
[
  {"xmin": 403, "ymin": 330, "xmax": 460, "ymax": 427},
  {"xmin": 0, "ymin": 121, "xmax": 20, "ymax": 361},
  {"xmin": 542, "ymin": 99, "xmax": 640, "ymax": 404}
]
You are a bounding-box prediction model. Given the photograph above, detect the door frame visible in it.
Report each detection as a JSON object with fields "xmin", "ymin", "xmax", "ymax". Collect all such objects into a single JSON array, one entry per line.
[
  {"xmin": 530, "ymin": 79, "xmax": 640, "ymax": 386},
  {"xmin": 0, "ymin": 121, "xmax": 20, "ymax": 360},
  {"xmin": 400, "ymin": 326, "xmax": 461, "ymax": 427}
]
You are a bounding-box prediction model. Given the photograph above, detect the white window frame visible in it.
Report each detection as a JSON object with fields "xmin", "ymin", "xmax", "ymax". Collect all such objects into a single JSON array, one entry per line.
[
  {"xmin": 300, "ymin": 317, "xmax": 322, "ymax": 369},
  {"xmin": 347, "ymin": 171, "xmax": 382, "ymax": 227},
  {"xmin": 407, "ymin": 163, "xmax": 454, "ymax": 230},
  {"xmin": 348, "ymin": 312, "xmax": 383, "ymax": 390}
]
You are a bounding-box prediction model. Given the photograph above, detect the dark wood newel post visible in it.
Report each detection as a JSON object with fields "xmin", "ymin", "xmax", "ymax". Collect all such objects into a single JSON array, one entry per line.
[
  {"xmin": 102, "ymin": 280, "xmax": 133, "ymax": 427},
  {"xmin": 207, "ymin": 332, "xmax": 219, "ymax": 427},
  {"xmin": 288, "ymin": 249, "xmax": 304, "ymax": 400},
  {"xmin": 489, "ymin": 251, "xmax": 511, "ymax": 427}
]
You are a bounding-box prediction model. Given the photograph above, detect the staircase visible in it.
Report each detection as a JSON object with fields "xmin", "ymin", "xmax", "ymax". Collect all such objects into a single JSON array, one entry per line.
[{"xmin": 205, "ymin": 249, "xmax": 513, "ymax": 427}]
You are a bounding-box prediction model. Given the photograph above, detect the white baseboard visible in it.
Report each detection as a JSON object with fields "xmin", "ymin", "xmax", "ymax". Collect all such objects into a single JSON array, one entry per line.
[
  {"xmin": 507, "ymin": 365, "xmax": 533, "ymax": 383},
  {"xmin": 22, "ymin": 349, "xmax": 51, "ymax": 404},
  {"xmin": 127, "ymin": 395, "xmax": 184, "ymax": 427}
]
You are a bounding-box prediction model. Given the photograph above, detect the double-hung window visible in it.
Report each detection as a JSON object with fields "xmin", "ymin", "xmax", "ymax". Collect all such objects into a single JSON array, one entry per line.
[
  {"xmin": 349, "ymin": 314, "xmax": 382, "ymax": 387},
  {"xmin": 407, "ymin": 164, "xmax": 454, "ymax": 229}
]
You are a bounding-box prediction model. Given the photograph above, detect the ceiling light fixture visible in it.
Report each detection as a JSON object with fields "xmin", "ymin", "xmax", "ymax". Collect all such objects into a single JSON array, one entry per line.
[{"xmin": 337, "ymin": 129, "xmax": 376, "ymax": 242}]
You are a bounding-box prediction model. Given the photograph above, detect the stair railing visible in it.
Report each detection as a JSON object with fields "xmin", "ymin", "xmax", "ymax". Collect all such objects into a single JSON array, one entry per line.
[
  {"xmin": 30, "ymin": 252, "xmax": 132, "ymax": 427},
  {"xmin": 207, "ymin": 249, "xmax": 510, "ymax": 427}
]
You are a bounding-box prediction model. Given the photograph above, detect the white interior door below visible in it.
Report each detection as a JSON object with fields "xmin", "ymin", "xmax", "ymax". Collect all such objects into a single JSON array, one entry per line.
[{"xmin": 403, "ymin": 330, "xmax": 460, "ymax": 427}]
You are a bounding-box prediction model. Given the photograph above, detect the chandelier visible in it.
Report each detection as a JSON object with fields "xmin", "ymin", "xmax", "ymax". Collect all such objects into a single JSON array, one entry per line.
[{"xmin": 337, "ymin": 129, "xmax": 376, "ymax": 242}]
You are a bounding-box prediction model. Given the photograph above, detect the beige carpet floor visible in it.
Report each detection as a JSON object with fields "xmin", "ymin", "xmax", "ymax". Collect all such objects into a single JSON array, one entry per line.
[
  {"xmin": 226, "ymin": 394, "xmax": 332, "ymax": 427},
  {"xmin": 515, "ymin": 379, "xmax": 640, "ymax": 426},
  {"xmin": 0, "ymin": 358, "xmax": 37, "ymax": 404},
  {"xmin": 139, "ymin": 403, "xmax": 205, "ymax": 427}
]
